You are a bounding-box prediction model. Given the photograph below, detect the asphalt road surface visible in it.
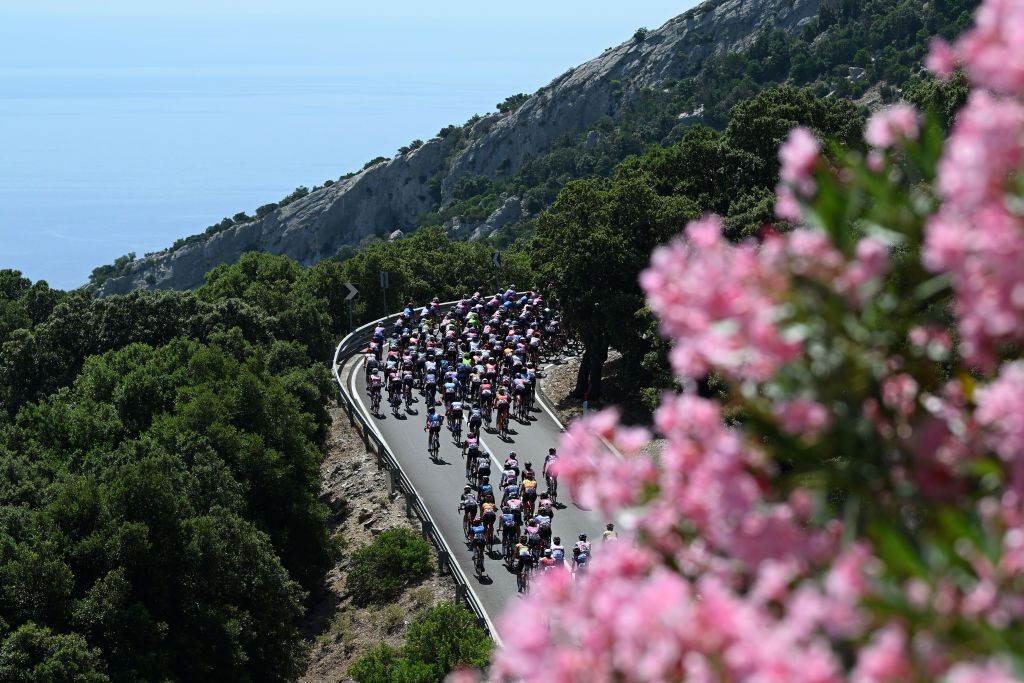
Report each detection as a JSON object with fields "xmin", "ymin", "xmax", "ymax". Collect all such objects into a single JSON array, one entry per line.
[{"xmin": 341, "ymin": 354, "xmax": 604, "ymax": 634}]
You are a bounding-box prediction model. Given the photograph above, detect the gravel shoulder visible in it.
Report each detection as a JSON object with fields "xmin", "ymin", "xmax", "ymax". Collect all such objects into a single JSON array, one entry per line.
[{"xmin": 299, "ymin": 406, "xmax": 456, "ymax": 683}]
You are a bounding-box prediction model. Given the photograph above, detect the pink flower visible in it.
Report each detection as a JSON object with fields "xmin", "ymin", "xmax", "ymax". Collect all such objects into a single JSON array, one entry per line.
[
  {"xmin": 944, "ymin": 659, "xmax": 1023, "ymax": 683},
  {"xmin": 641, "ymin": 216, "xmax": 801, "ymax": 382},
  {"xmin": 976, "ymin": 361, "xmax": 1024, "ymax": 462},
  {"xmin": 927, "ymin": 38, "xmax": 957, "ymax": 78},
  {"xmin": 882, "ymin": 374, "xmax": 919, "ymax": 418},
  {"xmin": 780, "ymin": 127, "xmax": 821, "ymax": 196},
  {"xmin": 837, "ymin": 237, "xmax": 892, "ymax": 302},
  {"xmin": 924, "ymin": 91, "xmax": 1024, "ymax": 368},
  {"xmin": 954, "ymin": 0, "xmax": 1024, "ymax": 95},
  {"xmin": 851, "ymin": 624, "xmax": 912, "ymax": 683},
  {"xmin": 865, "ymin": 105, "xmax": 921, "ymax": 149},
  {"xmin": 774, "ymin": 398, "xmax": 833, "ymax": 438},
  {"xmin": 775, "ymin": 183, "xmax": 805, "ymax": 222}
]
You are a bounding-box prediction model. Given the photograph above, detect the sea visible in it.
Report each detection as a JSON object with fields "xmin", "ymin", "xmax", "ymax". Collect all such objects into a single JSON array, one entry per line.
[{"xmin": 0, "ymin": 9, "xmax": 683, "ymax": 290}]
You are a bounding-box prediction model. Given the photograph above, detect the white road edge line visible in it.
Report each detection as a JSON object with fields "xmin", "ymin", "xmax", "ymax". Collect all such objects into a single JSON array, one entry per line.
[{"xmin": 344, "ymin": 357, "xmax": 504, "ymax": 645}]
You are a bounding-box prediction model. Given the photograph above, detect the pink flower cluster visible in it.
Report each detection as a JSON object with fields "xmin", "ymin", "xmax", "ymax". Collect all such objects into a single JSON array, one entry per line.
[
  {"xmin": 776, "ymin": 127, "xmax": 821, "ymax": 222},
  {"xmin": 928, "ymin": 0, "xmax": 1024, "ymax": 95},
  {"xmin": 924, "ymin": 91, "xmax": 1024, "ymax": 368},
  {"xmin": 492, "ymin": 543, "xmax": 872, "ymax": 683},
  {"xmin": 641, "ymin": 216, "xmax": 801, "ymax": 382},
  {"xmin": 865, "ymin": 105, "xmax": 920, "ymax": 149},
  {"xmin": 550, "ymin": 409, "xmax": 657, "ymax": 516},
  {"xmin": 976, "ymin": 361, "xmax": 1024, "ymax": 463}
]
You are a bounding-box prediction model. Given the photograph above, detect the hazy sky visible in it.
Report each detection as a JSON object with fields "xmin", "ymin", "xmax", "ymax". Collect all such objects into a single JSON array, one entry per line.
[{"xmin": 1, "ymin": 2, "xmax": 699, "ymax": 287}]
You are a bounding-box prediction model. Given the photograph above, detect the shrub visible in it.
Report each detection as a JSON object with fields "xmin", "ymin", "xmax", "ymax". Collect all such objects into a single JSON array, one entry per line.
[
  {"xmin": 346, "ymin": 528, "xmax": 431, "ymax": 605},
  {"xmin": 403, "ymin": 603, "xmax": 491, "ymax": 678},
  {"xmin": 348, "ymin": 603, "xmax": 491, "ymax": 683}
]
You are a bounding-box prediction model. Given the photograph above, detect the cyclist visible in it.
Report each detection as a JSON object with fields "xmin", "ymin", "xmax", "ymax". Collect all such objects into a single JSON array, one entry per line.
[
  {"xmin": 402, "ymin": 367, "xmax": 414, "ymax": 406},
  {"xmin": 475, "ymin": 451, "xmax": 491, "ymax": 487},
  {"xmin": 538, "ymin": 548, "xmax": 557, "ymax": 574},
  {"xmin": 495, "ymin": 387, "xmax": 511, "ymax": 433},
  {"xmin": 573, "ymin": 547, "xmax": 589, "ymax": 576},
  {"xmin": 424, "ymin": 408, "xmax": 443, "ymax": 449},
  {"xmin": 367, "ymin": 372, "xmax": 383, "ymax": 412},
  {"xmin": 525, "ymin": 518, "xmax": 543, "ymax": 561},
  {"xmin": 442, "ymin": 377, "xmax": 458, "ymax": 410},
  {"xmin": 534, "ymin": 507, "xmax": 552, "ymax": 546},
  {"xmin": 514, "ymin": 535, "xmax": 533, "ymax": 591},
  {"xmin": 543, "ymin": 447, "xmax": 558, "ymax": 492},
  {"xmin": 550, "ymin": 536, "xmax": 566, "ymax": 568},
  {"xmin": 573, "ymin": 534, "xmax": 592, "ymax": 562},
  {"xmin": 388, "ymin": 371, "xmax": 402, "ymax": 408},
  {"xmin": 463, "ymin": 435, "xmax": 481, "ymax": 477},
  {"xmin": 512, "ymin": 374, "xmax": 529, "ymax": 418},
  {"xmin": 470, "ymin": 517, "xmax": 487, "ymax": 573},
  {"xmin": 478, "ymin": 476, "xmax": 495, "ymax": 505},
  {"xmin": 507, "ymin": 494, "xmax": 523, "ymax": 532},
  {"xmin": 500, "ymin": 463, "xmax": 518, "ymax": 488},
  {"xmin": 448, "ymin": 398, "xmax": 464, "ymax": 439},
  {"xmin": 458, "ymin": 486, "xmax": 478, "ymax": 537},
  {"xmin": 467, "ymin": 403, "xmax": 483, "ymax": 438},
  {"xmin": 537, "ymin": 492, "xmax": 554, "ymax": 521},
  {"xmin": 522, "ymin": 472, "xmax": 538, "ymax": 518},
  {"xmin": 603, "ymin": 523, "xmax": 619, "ymax": 544},
  {"xmin": 504, "ymin": 452, "xmax": 520, "ymax": 479},
  {"xmin": 500, "ymin": 504, "xmax": 518, "ymax": 557},
  {"xmin": 501, "ymin": 480, "xmax": 520, "ymax": 506},
  {"xmin": 480, "ymin": 500, "xmax": 497, "ymax": 546},
  {"xmin": 521, "ymin": 461, "xmax": 537, "ymax": 484},
  {"xmin": 364, "ymin": 348, "xmax": 380, "ymax": 383}
]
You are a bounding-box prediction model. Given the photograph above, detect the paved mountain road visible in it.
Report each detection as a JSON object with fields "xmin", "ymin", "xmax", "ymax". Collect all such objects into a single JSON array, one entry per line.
[{"xmin": 341, "ymin": 353, "xmax": 604, "ymax": 632}]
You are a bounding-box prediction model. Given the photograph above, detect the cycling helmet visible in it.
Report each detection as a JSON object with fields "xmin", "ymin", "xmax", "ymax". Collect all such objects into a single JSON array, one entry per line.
[
  {"xmin": 509, "ymin": 451, "xmax": 517, "ymax": 458},
  {"xmin": 544, "ymin": 549, "xmax": 552, "ymax": 557},
  {"xmin": 549, "ymin": 448, "xmax": 556, "ymax": 455},
  {"xmin": 606, "ymin": 523, "xmax": 615, "ymax": 531},
  {"xmin": 525, "ymin": 462, "xmax": 532, "ymax": 468},
  {"xmin": 579, "ymin": 534, "xmax": 587, "ymax": 541},
  {"xmin": 553, "ymin": 536, "xmax": 561, "ymax": 545},
  {"xmin": 464, "ymin": 486, "xmax": 471, "ymax": 493}
]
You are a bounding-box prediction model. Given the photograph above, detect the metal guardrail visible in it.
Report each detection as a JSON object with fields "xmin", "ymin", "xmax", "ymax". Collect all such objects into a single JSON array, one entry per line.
[{"xmin": 331, "ymin": 301, "xmax": 502, "ymax": 644}]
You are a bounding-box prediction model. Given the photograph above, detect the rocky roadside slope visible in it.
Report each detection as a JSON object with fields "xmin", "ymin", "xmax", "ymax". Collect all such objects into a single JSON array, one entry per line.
[
  {"xmin": 299, "ymin": 405, "xmax": 457, "ymax": 683},
  {"xmin": 100, "ymin": 0, "xmax": 823, "ymax": 295}
]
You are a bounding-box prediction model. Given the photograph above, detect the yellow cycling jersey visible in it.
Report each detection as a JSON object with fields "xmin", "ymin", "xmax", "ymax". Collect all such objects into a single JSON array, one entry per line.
[{"xmin": 522, "ymin": 478, "xmax": 537, "ymax": 491}]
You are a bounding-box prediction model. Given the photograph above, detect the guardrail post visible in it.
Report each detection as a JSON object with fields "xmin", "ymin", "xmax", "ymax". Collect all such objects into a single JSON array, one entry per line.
[
  {"xmin": 438, "ymin": 549, "xmax": 449, "ymax": 574},
  {"xmin": 337, "ymin": 388, "xmax": 344, "ymax": 409},
  {"xmin": 456, "ymin": 583, "xmax": 467, "ymax": 604},
  {"xmin": 421, "ymin": 519, "xmax": 433, "ymax": 539},
  {"xmin": 375, "ymin": 441, "xmax": 385, "ymax": 467},
  {"xmin": 405, "ymin": 494, "xmax": 413, "ymax": 519},
  {"xmin": 387, "ymin": 469, "xmax": 397, "ymax": 496}
]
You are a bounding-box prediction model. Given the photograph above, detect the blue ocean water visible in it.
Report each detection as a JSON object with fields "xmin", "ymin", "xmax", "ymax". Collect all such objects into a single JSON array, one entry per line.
[{"xmin": 0, "ymin": 9, "xmax": 688, "ymax": 289}]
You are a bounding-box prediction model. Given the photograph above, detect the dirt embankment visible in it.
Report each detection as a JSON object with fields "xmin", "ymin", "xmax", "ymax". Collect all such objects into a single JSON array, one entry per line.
[{"xmin": 299, "ymin": 406, "xmax": 456, "ymax": 683}]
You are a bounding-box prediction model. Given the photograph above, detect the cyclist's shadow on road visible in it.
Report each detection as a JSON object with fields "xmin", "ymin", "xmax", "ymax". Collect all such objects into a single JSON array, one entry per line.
[{"xmin": 475, "ymin": 574, "xmax": 494, "ymax": 586}]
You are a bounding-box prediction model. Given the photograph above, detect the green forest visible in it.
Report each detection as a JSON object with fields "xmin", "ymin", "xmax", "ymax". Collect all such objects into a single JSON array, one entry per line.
[{"xmin": 1, "ymin": 0, "xmax": 979, "ymax": 680}]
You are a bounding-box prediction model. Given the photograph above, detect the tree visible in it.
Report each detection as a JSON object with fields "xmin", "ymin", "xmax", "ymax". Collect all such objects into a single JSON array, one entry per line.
[{"xmin": 0, "ymin": 623, "xmax": 109, "ymax": 683}]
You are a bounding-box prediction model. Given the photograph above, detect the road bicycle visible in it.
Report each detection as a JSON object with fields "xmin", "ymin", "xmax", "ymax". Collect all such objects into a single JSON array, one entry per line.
[
  {"xmin": 451, "ymin": 417, "xmax": 462, "ymax": 444},
  {"xmin": 428, "ymin": 429, "xmax": 440, "ymax": 460},
  {"xmin": 497, "ymin": 408, "xmax": 509, "ymax": 439},
  {"xmin": 546, "ymin": 474, "xmax": 558, "ymax": 505},
  {"xmin": 517, "ymin": 562, "xmax": 531, "ymax": 594},
  {"xmin": 370, "ymin": 390, "xmax": 381, "ymax": 416},
  {"xmin": 473, "ymin": 544, "xmax": 485, "ymax": 578},
  {"xmin": 403, "ymin": 383, "xmax": 413, "ymax": 408}
]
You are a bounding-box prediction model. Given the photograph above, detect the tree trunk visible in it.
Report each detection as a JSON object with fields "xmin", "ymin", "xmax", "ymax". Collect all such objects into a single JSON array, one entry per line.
[
  {"xmin": 587, "ymin": 337, "xmax": 609, "ymax": 402},
  {"xmin": 570, "ymin": 344, "xmax": 591, "ymax": 399}
]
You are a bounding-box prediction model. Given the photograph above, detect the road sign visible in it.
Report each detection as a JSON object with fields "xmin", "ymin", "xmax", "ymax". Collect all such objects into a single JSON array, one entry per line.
[
  {"xmin": 492, "ymin": 252, "xmax": 502, "ymax": 269},
  {"xmin": 344, "ymin": 282, "xmax": 359, "ymax": 301},
  {"xmin": 380, "ymin": 271, "xmax": 389, "ymax": 289}
]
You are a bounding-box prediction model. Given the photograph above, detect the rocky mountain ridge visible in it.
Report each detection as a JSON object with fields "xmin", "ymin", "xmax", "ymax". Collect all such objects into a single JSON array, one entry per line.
[{"xmin": 100, "ymin": 0, "xmax": 823, "ymax": 295}]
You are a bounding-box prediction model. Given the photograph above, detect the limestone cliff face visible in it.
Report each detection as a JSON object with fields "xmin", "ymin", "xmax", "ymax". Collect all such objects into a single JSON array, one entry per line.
[{"xmin": 100, "ymin": 0, "xmax": 822, "ymax": 295}]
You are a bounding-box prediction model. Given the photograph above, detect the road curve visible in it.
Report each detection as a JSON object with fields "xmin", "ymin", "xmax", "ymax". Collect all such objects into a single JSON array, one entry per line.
[{"xmin": 340, "ymin": 352, "xmax": 605, "ymax": 632}]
